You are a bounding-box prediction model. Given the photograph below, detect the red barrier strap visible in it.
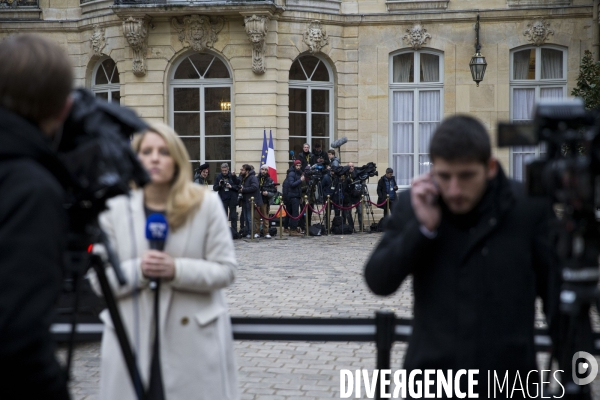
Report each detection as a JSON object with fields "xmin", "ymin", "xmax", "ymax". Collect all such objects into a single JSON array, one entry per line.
[
  {"xmin": 368, "ymin": 199, "xmax": 389, "ymax": 207},
  {"xmin": 254, "ymin": 204, "xmax": 284, "ymax": 221},
  {"xmin": 330, "ymin": 200, "xmax": 362, "ymax": 211},
  {"xmin": 283, "ymin": 203, "xmax": 310, "ymax": 221},
  {"xmin": 308, "ymin": 203, "xmax": 327, "ymax": 214}
]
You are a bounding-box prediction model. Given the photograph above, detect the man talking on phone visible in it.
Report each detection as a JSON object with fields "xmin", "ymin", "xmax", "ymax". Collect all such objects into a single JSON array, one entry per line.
[{"xmin": 364, "ymin": 115, "xmax": 559, "ymax": 397}]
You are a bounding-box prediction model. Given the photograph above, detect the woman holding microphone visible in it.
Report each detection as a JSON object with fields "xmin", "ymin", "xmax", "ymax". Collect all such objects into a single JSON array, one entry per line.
[{"xmin": 90, "ymin": 122, "xmax": 239, "ymax": 400}]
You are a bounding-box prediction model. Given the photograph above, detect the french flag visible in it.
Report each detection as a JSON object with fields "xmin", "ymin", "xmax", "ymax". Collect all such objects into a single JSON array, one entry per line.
[{"xmin": 261, "ymin": 130, "xmax": 278, "ymax": 183}]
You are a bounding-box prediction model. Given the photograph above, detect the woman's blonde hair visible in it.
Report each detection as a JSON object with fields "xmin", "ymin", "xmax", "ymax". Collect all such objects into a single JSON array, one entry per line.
[{"xmin": 131, "ymin": 121, "xmax": 204, "ymax": 230}]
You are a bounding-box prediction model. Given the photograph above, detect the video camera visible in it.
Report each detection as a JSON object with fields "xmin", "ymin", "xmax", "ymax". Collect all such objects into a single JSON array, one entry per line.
[
  {"xmin": 304, "ymin": 163, "xmax": 326, "ymax": 181},
  {"xmin": 498, "ymin": 98, "xmax": 600, "ymax": 399},
  {"xmin": 353, "ymin": 162, "xmax": 378, "ymax": 182}
]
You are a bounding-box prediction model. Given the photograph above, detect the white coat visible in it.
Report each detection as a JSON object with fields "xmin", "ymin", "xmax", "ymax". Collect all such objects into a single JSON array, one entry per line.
[{"xmin": 89, "ymin": 188, "xmax": 239, "ymax": 400}]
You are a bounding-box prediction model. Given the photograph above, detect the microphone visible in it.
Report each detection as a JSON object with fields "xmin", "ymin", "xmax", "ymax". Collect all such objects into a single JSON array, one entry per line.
[
  {"xmin": 331, "ymin": 136, "xmax": 348, "ymax": 149},
  {"xmin": 289, "ymin": 150, "xmax": 295, "ymax": 157},
  {"xmin": 145, "ymin": 213, "xmax": 169, "ymax": 289}
]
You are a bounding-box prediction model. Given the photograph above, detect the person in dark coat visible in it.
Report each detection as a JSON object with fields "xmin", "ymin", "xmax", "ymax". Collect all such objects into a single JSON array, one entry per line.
[
  {"xmin": 287, "ymin": 160, "xmax": 305, "ymax": 236},
  {"xmin": 0, "ymin": 34, "xmax": 74, "ymax": 400},
  {"xmin": 311, "ymin": 143, "xmax": 329, "ymax": 166},
  {"xmin": 364, "ymin": 115, "xmax": 559, "ymax": 398},
  {"xmin": 193, "ymin": 162, "xmax": 209, "ymax": 186},
  {"xmin": 295, "ymin": 143, "xmax": 316, "ymax": 169},
  {"xmin": 376, "ymin": 167, "xmax": 398, "ymax": 217},
  {"xmin": 239, "ymin": 164, "xmax": 263, "ymax": 238},
  {"xmin": 213, "ymin": 162, "xmax": 240, "ymax": 232}
]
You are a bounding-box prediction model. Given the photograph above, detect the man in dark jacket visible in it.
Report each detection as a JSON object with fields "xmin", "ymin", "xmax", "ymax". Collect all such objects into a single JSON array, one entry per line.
[
  {"xmin": 0, "ymin": 34, "xmax": 73, "ymax": 399},
  {"xmin": 311, "ymin": 143, "xmax": 329, "ymax": 166},
  {"xmin": 344, "ymin": 163, "xmax": 364, "ymax": 232},
  {"xmin": 376, "ymin": 167, "xmax": 398, "ymax": 217},
  {"xmin": 213, "ymin": 162, "xmax": 240, "ymax": 232},
  {"xmin": 287, "ymin": 160, "xmax": 305, "ymax": 236},
  {"xmin": 364, "ymin": 116, "xmax": 559, "ymax": 398},
  {"xmin": 295, "ymin": 143, "xmax": 316, "ymax": 169},
  {"xmin": 239, "ymin": 164, "xmax": 263, "ymax": 238},
  {"xmin": 258, "ymin": 165, "xmax": 276, "ymax": 238}
]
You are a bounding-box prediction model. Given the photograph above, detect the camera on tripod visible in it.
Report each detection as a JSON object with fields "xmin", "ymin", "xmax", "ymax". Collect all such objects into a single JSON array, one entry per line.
[
  {"xmin": 305, "ymin": 163, "xmax": 325, "ymax": 181},
  {"xmin": 354, "ymin": 162, "xmax": 379, "ymax": 182},
  {"xmin": 498, "ymin": 97, "xmax": 600, "ymax": 399}
]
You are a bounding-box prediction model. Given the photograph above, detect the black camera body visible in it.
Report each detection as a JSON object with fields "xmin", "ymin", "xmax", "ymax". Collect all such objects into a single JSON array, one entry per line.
[{"xmin": 354, "ymin": 162, "xmax": 378, "ymax": 182}]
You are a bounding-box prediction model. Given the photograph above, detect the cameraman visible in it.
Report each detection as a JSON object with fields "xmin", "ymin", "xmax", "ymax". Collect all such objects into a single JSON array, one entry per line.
[
  {"xmin": 287, "ymin": 160, "xmax": 305, "ymax": 236},
  {"xmin": 296, "ymin": 143, "xmax": 316, "ymax": 170},
  {"xmin": 312, "ymin": 143, "xmax": 329, "ymax": 166},
  {"xmin": 239, "ymin": 164, "xmax": 263, "ymax": 238},
  {"xmin": 345, "ymin": 163, "xmax": 363, "ymax": 232},
  {"xmin": 213, "ymin": 162, "xmax": 240, "ymax": 232},
  {"xmin": 0, "ymin": 34, "xmax": 72, "ymax": 399},
  {"xmin": 376, "ymin": 167, "xmax": 398, "ymax": 217},
  {"xmin": 258, "ymin": 165, "xmax": 276, "ymax": 238},
  {"xmin": 327, "ymin": 149, "xmax": 340, "ymax": 168},
  {"xmin": 321, "ymin": 168, "xmax": 337, "ymax": 233},
  {"xmin": 364, "ymin": 116, "xmax": 559, "ymax": 396}
]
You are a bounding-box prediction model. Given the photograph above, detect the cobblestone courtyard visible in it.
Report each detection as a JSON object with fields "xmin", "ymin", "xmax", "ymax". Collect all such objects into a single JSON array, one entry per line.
[{"xmin": 58, "ymin": 232, "xmax": 599, "ymax": 399}]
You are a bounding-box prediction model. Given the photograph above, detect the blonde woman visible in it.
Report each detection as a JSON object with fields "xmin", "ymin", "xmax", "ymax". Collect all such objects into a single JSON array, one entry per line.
[{"xmin": 90, "ymin": 122, "xmax": 239, "ymax": 400}]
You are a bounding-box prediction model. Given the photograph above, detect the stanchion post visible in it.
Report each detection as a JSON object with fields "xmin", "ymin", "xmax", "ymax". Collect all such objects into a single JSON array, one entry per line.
[
  {"xmin": 375, "ymin": 310, "xmax": 396, "ymax": 400},
  {"xmin": 326, "ymin": 195, "xmax": 331, "ymax": 236},
  {"xmin": 275, "ymin": 201, "xmax": 287, "ymax": 241},
  {"xmin": 250, "ymin": 197, "xmax": 255, "ymax": 241},
  {"xmin": 304, "ymin": 195, "xmax": 309, "ymax": 238},
  {"xmin": 361, "ymin": 195, "xmax": 366, "ymax": 234},
  {"xmin": 386, "ymin": 194, "xmax": 390, "ymax": 217}
]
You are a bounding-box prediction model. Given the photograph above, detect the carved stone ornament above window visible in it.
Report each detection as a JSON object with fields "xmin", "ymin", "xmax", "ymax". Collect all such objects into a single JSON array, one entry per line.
[
  {"xmin": 244, "ymin": 14, "xmax": 269, "ymax": 75},
  {"xmin": 402, "ymin": 23, "xmax": 432, "ymax": 50},
  {"xmin": 303, "ymin": 20, "xmax": 328, "ymax": 54},
  {"xmin": 524, "ymin": 19, "xmax": 554, "ymax": 46},
  {"xmin": 386, "ymin": 0, "xmax": 449, "ymax": 12},
  {"xmin": 90, "ymin": 24, "xmax": 106, "ymax": 57},
  {"xmin": 122, "ymin": 16, "xmax": 150, "ymax": 77},
  {"xmin": 508, "ymin": 0, "xmax": 570, "ymax": 7},
  {"xmin": 171, "ymin": 15, "xmax": 224, "ymax": 53}
]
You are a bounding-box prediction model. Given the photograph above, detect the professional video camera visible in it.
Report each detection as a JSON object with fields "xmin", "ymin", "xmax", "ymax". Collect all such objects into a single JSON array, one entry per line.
[
  {"xmin": 353, "ymin": 162, "xmax": 378, "ymax": 182},
  {"xmin": 498, "ymin": 98, "xmax": 600, "ymax": 400},
  {"xmin": 304, "ymin": 163, "xmax": 326, "ymax": 181},
  {"xmin": 56, "ymin": 88, "xmax": 151, "ymax": 399},
  {"xmin": 331, "ymin": 165, "xmax": 350, "ymax": 178}
]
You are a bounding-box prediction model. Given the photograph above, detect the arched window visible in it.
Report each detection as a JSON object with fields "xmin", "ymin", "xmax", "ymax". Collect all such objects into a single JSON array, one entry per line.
[
  {"xmin": 389, "ymin": 50, "xmax": 443, "ymax": 187},
  {"xmin": 289, "ymin": 55, "xmax": 334, "ymax": 156},
  {"xmin": 92, "ymin": 58, "xmax": 120, "ymax": 103},
  {"xmin": 170, "ymin": 53, "xmax": 232, "ymax": 176},
  {"xmin": 510, "ymin": 45, "xmax": 567, "ymax": 180}
]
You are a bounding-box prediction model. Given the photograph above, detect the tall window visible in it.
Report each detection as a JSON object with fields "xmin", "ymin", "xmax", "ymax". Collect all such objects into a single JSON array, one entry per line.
[
  {"xmin": 289, "ymin": 55, "xmax": 334, "ymax": 157},
  {"xmin": 390, "ymin": 50, "xmax": 443, "ymax": 187},
  {"xmin": 92, "ymin": 58, "xmax": 120, "ymax": 103},
  {"xmin": 170, "ymin": 53, "xmax": 232, "ymax": 176},
  {"xmin": 510, "ymin": 46, "xmax": 567, "ymax": 180}
]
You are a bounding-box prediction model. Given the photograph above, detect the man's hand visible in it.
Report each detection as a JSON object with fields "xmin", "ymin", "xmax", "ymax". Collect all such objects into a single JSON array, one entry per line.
[
  {"xmin": 300, "ymin": 175, "xmax": 305, "ymax": 182},
  {"xmin": 226, "ymin": 183, "xmax": 232, "ymax": 188},
  {"xmin": 411, "ymin": 173, "xmax": 440, "ymax": 232},
  {"xmin": 141, "ymin": 250, "xmax": 175, "ymax": 280},
  {"xmin": 262, "ymin": 191, "xmax": 268, "ymax": 196}
]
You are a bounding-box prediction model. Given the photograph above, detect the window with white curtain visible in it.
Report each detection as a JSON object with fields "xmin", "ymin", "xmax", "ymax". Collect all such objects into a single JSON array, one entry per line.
[
  {"xmin": 390, "ymin": 50, "xmax": 443, "ymax": 186},
  {"xmin": 510, "ymin": 46, "xmax": 567, "ymax": 181},
  {"xmin": 92, "ymin": 58, "xmax": 120, "ymax": 103}
]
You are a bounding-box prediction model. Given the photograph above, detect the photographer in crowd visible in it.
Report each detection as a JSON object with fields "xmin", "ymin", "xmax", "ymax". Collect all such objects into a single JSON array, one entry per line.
[
  {"xmin": 364, "ymin": 115, "xmax": 559, "ymax": 396},
  {"xmin": 321, "ymin": 167, "xmax": 337, "ymax": 233},
  {"xmin": 0, "ymin": 34, "xmax": 73, "ymax": 399},
  {"xmin": 213, "ymin": 162, "xmax": 240, "ymax": 232},
  {"xmin": 328, "ymin": 149, "xmax": 340, "ymax": 168},
  {"xmin": 345, "ymin": 163, "xmax": 363, "ymax": 232},
  {"xmin": 311, "ymin": 142, "xmax": 329, "ymax": 166},
  {"xmin": 376, "ymin": 167, "xmax": 398, "ymax": 217},
  {"xmin": 287, "ymin": 160, "xmax": 305, "ymax": 236},
  {"xmin": 239, "ymin": 164, "xmax": 263, "ymax": 239},
  {"xmin": 258, "ymin": 165, "xmax": 276, "ymax": 238},
  {"xmin": 296, "ymin": 143, "xmax": 316, "ymax": 170},
  {"xmin": 193, "ymin": 163, "xmax": 209, "ymax": 186}
]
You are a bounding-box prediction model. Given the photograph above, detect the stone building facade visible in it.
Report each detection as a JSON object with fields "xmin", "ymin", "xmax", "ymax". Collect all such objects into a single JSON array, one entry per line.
[{"xmin": 0, "ymin": 0, "xmax": 596, "ymax": 186}]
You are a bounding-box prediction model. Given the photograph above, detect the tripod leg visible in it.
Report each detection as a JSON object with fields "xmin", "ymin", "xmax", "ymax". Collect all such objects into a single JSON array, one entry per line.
[{"xmin": 91, "ymin": 256, "xmax": 146, "ymax": 400}]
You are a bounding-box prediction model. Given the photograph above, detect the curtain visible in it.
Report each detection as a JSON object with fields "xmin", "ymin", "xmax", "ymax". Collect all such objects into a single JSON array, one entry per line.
[
  {"xmin": 513, "ymin": 50, "xmax": 531, "ymax": 80},
  {"xmin": 540, "ymin": 87, "xmax": 563, "ymax": 100},
  {"xmin": 392, "ymin": 91, "xmax": 414, "ymax": 185},
  {"xmin": 393, "ymin": 53, "xmax": 413, "ymax": 83},
  {"xmin": 541, "ymin": 49, "xmax": 563, "ymax": 80},
  {"xmin": 418, "ymin": 90, "xmax": 440, "ymax": 175},
  {"xmin": 512, "ymin": 88, "xmax": 536, "ymax": 181},
  {"xmin": 420, "ymin": 53, "xmax": 439, "ymax": 82}
]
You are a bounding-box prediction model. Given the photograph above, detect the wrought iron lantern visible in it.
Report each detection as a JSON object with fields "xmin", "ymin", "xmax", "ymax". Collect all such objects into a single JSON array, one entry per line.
[{"xmin": 469, "ymin": 14, "xmax": 487, "ymax": 87}]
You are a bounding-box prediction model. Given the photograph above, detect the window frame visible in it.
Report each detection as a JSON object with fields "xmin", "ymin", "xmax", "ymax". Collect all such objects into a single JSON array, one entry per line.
[
  {"xmin": 91, "ymin": 57, "xmax": 120, "ymax": 103},
  {"xmin": 288, "ymin": 54, "xmax": 335, "ymax": 153},
  {"xmin": 389, "ymin": 49, "xmax": 444, "ymax": 188},
  {"xmin": 509, "ymin": 45, "xmax": 567, "ymax": 178},
  {"xmin": 168, "ymin": 51, "xmax": 234, "ymax": 168}
]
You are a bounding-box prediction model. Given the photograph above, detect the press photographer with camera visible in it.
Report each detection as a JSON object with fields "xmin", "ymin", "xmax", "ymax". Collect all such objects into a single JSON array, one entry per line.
[
  {"xmin": 213, "ymin": 162, "xmax": 240, "ymax": 233},
  {"xmin": 377, "ymin": 167, "xmax": 398, "ymax": 217},
  {"xmin": 90, "ymin": 122, "xmax": 239, "ymax": 400},
  {"xmin": 345, "ymin": 163, "xmax": 364, "ymax": 232},
  {"xmin": 258, "ymin": 165, "xmax": 276, "ymax": 238},
  {"xmin": 239, "ymin": 164, "xmax": 263, "ymax": 239},
  {"xmin": 287, "ymin": 160, "xmax": 305, "ymax": 236},
  {"xmin": 311, "ymin": 142, "xmax": 329, "ymax": 166},
  {"xmin": 364, "ymin": 115, "xmax": 559, "ymax": 397},
  {"xmin": 0, "ymin": 34, "xmax": 74, "ymax": 399}
]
